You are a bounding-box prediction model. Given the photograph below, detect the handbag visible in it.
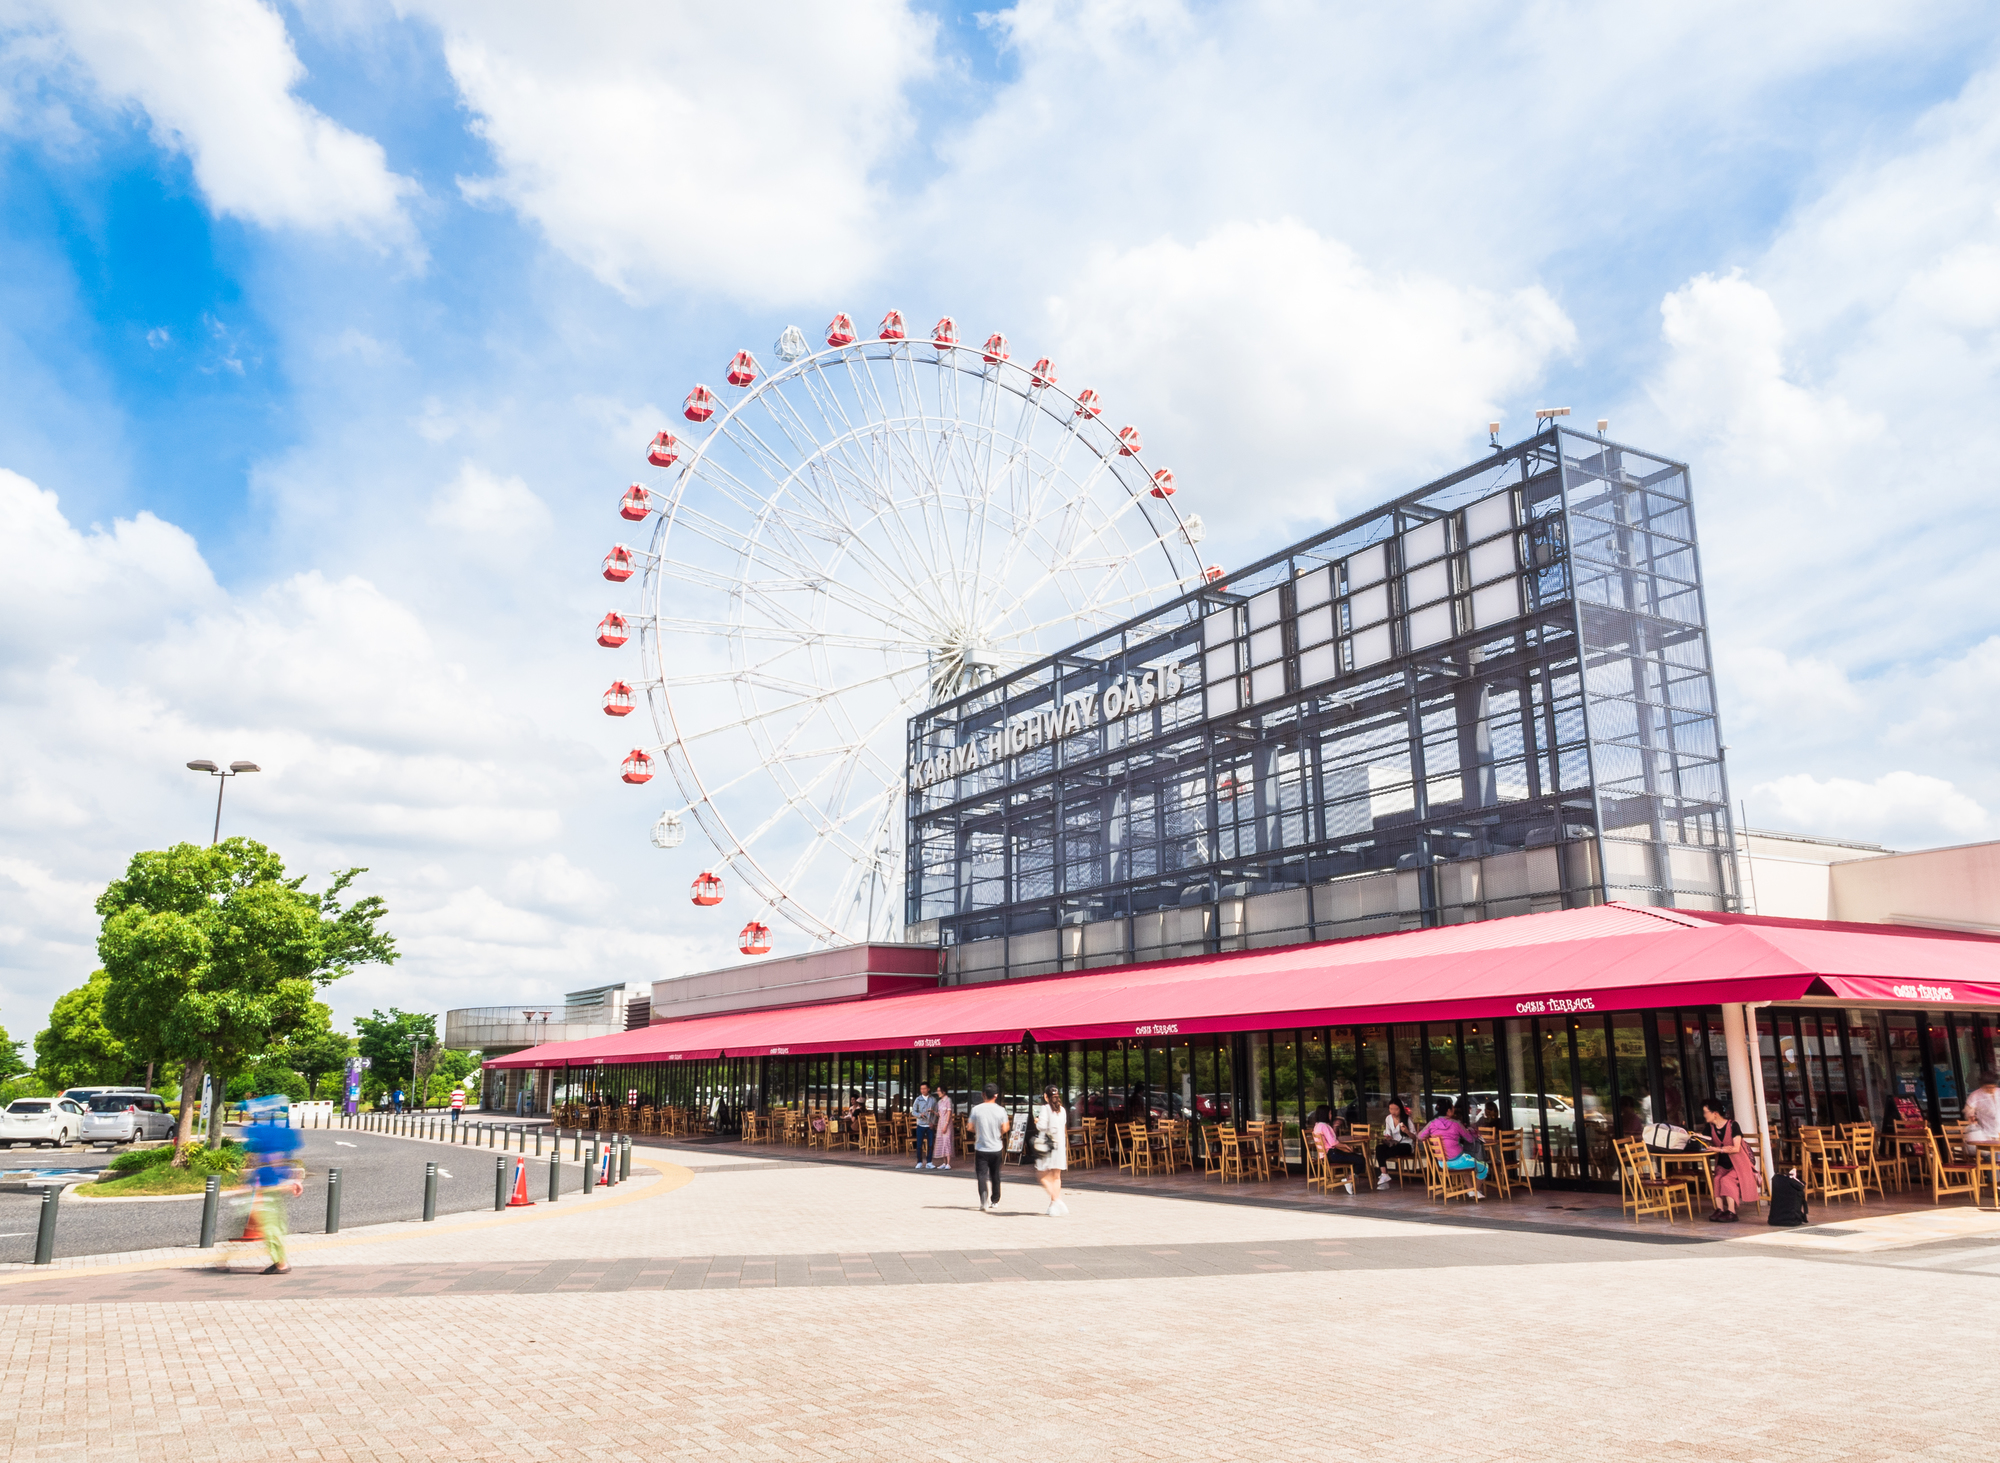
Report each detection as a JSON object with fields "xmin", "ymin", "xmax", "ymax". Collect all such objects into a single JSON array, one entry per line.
[{"xmin": 1643, "ymin": 1122, "xmax": 1691, "ymax": 1152}]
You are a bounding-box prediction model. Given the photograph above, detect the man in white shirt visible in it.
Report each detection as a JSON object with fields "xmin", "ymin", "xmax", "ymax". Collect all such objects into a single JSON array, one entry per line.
[
  {"xmin": 911, "ymin": 1083, "xmax": 938, "ymax": 1169},
  {"xmin": 969, "ymin": 1084, "xmax": 1010, "ymax": 1212},
  {"xmin": 1966, "ymin": 1069, "xmax": 2000, "ymax": 1143}
]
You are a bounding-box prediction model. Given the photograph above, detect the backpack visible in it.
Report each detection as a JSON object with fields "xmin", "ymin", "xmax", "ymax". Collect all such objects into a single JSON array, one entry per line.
[{"xmin": 1767, "ymin": 1170, "xmax": 1809, "ymax": 1227}]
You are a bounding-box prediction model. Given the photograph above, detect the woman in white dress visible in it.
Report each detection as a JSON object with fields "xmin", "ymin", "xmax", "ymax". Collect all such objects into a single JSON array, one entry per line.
[{"xmin": 1033, "ymin": 1084, "xmax": 1069, "ymax": 1216}]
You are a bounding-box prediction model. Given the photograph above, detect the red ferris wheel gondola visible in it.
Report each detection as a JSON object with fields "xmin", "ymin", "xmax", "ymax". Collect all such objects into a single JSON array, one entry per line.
[
  {"xmin": 691, "ymin": 871, "xmax": 725, "ymax": 906},
  {"xmin": 602, "ymin": 545, "xmax": 635, "ymax": 581},
  {"xmin": 981, "ymin": 332, "xmax": 1009, "ymax": 363},
  {"xmin": 1117, "ymin": 425, "xmax": 1143, "ymax": 457},
  {"xmin": 620, "ymin": 484, "xmax": 651, "ymax": 521},
  {"xmin": 1030, "ymin": 357, "xmax": 1057, "ymax": 388},
  {"xmin": 1074, "ymin": 389, "xmax": 1102, "ymax": 418},
  {"xmin": 931, "ymin": 316, "xmax": 958, "ymax": 353},
  {"xmin": 684, "ymin": 385, "xmax": 717, "ymax": 422},
  {"xmin": 826, "ymin": 312, "xmax": 857, "ymax": 347},
  {"xmin": 1149, "ymin": 469, "xmax": 1175, "ymax": 498},
  {"xmin": 602, "ymin": 681, "xmax": 636, "ymax": 716},
  {"xmin": 877, "ymin": 309, "xmax": 907, "ymax": 340},
  {"xmin": 647, "ymin": 432, "xmax": 680, "ymax": 468},
  {"xmin": 738, "ymin": 921, "xmax": 771, "ymax": 955},
  {"xmin": 726, "ymin": 350, "xmax": 758, "ymax": 387},
  {"xmin": 620, "ymin": 749, "xmax": 654, "ymax": 783},
  {"xmin": 596, "ymin": 612, "xmax": 630, "ymax": 648}
]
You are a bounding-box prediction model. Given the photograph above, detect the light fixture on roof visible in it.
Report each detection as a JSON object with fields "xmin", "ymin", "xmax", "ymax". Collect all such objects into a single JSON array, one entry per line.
[
  {"xmin": 1534, "ymin": 407, "xmax": 1571, "ymax": 421},
  {"xmin": 1597, "ymin": 418, "xmax": 1609, "ymax": 437},
  {"xmin": 1487, "ymin": 420, "xmax": 1501, "ymax": 453}
]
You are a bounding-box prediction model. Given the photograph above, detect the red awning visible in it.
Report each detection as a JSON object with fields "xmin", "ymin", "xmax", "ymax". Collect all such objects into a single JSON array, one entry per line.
[{"xmin": 483, "ymin": 903, "xmax": 2000, "ymax": 1069}]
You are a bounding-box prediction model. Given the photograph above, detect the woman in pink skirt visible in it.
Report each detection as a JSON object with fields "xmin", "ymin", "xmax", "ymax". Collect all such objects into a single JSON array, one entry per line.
[
  {"xmin": 931, "ymin": 1089, "xmax": 955, "ymax": 1170},
  {"xmin": 1701, "ymin": 1098, "xmax": 1760, "ymax": 1222}
]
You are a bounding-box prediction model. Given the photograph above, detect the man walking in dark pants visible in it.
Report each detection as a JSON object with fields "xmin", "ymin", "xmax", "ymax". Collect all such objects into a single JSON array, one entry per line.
[
  {"xmin": 912, "ymin": 1082, "xmax": 938, "ymax": 1169},
  {"xmin": 970, "ymin": 1083, "xmax": 1010, "ymax": 1211}
]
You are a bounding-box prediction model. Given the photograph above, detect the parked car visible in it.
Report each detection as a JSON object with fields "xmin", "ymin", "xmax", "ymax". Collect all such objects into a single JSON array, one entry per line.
[
  {"xmin": 79, "ymin": 1092, "xmax": 177, "ymax": 1147},
  {"xmin": 1, "ymin": 1097, "xmax": 84, "ymax": 1147}
]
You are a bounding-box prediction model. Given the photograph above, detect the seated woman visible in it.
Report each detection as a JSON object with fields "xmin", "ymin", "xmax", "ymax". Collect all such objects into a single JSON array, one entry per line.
[
  {"xmin": 1308, "ymin": 1106, "xmax": 1365, "ymax": 1195},
  {"xmin": 1701, "ymin": 1098, "xmax": 1759, "ymax": 1223},
  {"xmin": 1416, "ymin": 1098, "xmax": 1489, "ymax": 1199},
  {"xmin": 1374, "ymin": 1099, "xmax": 1419, "ymax": 1191}
]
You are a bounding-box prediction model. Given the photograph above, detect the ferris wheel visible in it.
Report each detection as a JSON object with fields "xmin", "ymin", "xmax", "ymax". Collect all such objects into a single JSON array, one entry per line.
[{"xmin": 597, "ymin": 310, "xmax": 1211, "ymax": 951}]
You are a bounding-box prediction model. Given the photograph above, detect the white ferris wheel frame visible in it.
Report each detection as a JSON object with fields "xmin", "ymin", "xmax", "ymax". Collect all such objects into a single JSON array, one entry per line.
[{"xmin": 619, "ymin": 324, "xmax": 1208, "ymax": 948}]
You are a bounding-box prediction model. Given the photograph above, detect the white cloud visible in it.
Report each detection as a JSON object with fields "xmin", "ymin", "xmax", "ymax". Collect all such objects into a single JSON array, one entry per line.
[
  {"xmin": 0, "ymin": 471, "xmax": 708, "ymax": 1039},
  {"xmin": 8, "ymin": 0, "xmax": 417, "ymax": 245},
  {"xmin": 425, "ymin": 462, "xmax": 553, "ymax": 552},
  {"xmin": 1749, "ymin": 771, "xmax": 1991, "ymax": 850},
  {"xmin": 1044, "ymin": 220, "xmax": 1575, "ymax": 540},
  {"xmin": 414, "ymin": 0, "xmax": 936, "ymax": 302}
]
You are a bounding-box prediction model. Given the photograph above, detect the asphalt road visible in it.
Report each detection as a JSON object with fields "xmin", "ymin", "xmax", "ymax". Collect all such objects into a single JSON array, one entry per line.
[{"xmin": 0, "ymin": 1128, "xmax": 604, "ymax": 1264}]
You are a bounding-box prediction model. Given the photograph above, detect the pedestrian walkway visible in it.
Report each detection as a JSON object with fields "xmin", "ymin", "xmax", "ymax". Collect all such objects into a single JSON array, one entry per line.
[{"xmin": 2, "ymin": 1131, "xmax": 1997, "ymax": 1462}]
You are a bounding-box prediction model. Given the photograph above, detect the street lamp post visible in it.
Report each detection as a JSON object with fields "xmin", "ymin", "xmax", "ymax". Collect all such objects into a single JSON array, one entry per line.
[
  {"xmin": 185, "ymin": 759, "xmax": 261, "ymax": 844},
  {"xmin": 409, "ymin": 1035, "xmax": 424, "ymax": 1114}
]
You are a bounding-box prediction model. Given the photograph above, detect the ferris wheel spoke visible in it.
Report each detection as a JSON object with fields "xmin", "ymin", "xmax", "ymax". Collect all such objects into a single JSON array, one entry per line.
[
  {"xmin": 666, "ymin": 662, "xmax": 926, "ymax": 747},
  {"xmin": 654, "ymin": 618, "xmax": 926, "ymax": 655}
]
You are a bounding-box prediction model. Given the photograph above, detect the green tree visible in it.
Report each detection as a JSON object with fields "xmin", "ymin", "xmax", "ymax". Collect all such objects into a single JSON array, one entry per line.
[
  {"xmin": 96, "ymin": 839, "xmax": 397, "ymax": 1163},
  {"xmin": 354, "ymin": 1009, "xmax": 438, "ymax": 1101},
  {"xmin": 33, "ymin": 972, "xmax": 132, "ymax": 1089},
  {"xmin": 424, "ymin": 1048, "xmax": 479, "ymax": 1107},
  {"xmin": 0, "ymin": 1020, "xmax": 29, "ymax": 1082},
  {"xmin": 279, "ymin": 1002, "xmax": 353, "ymax": 1100}
]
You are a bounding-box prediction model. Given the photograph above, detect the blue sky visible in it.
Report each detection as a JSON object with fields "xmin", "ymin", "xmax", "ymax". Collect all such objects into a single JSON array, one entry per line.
[{"xmin": 3, "ymin": 0, "xmax": 2000, "ymax": 1040}]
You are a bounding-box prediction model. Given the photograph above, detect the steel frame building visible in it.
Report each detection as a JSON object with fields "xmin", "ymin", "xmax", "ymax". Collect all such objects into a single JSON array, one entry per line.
[{"xmin": 906, "ymin": 424, "xmax": 1739, "ymax": 982}]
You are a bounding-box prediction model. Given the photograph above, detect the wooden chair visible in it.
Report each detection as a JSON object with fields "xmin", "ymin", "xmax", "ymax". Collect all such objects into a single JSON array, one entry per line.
[
  {"xmin": 1212, "ymin": 1127, "xmax": 1247, "ymax": 1184},
  {"xmin": 1302, "ymin": 1131, "xmax": 1329, "ymax": 1193},
  {"xmin": 1801, "ymin": 1128, "xmax": 1865, "ymax": 1205},
  {"xmin": 860, "ymin": 1115, "xmax": 884, "ymax": 1156},
  {"xmin": 1486, "ymin": 1128, "xmax": 1532, "ymax": 1199},
  {"xmin": 1200, "ymin": 1125, "xmax": 1225, "ymax": 1181},
  {"xmin": 1126, "ymin": 1122, "xmax": 1156, "ymax": 1178},
  {"xmin": 1976, "ymin": 1146, "xmax": 2000, "ymax": 1211},
  {"xmin": 1926, "ymin": 1132, "xmax": 1977, "ymax": 1206},
  {"xmin": 1422, "ymin": 1135, "xmax": 1477, "ymax": 1204},
  {"xmin": 1615, "ymin": 1139, "xmax": 1693, "ymax": 1223},
  {"xmin": 1843, "ymin": 1123, "xmax": 1890, "ymax": 1197}
]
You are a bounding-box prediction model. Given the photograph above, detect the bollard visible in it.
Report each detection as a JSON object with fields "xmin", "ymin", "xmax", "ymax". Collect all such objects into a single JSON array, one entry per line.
[
  {"xmin": 326, "ymin": 1167, "xmax": 343, "ymax": 1233},
  {"xmin": 534, "ymin": 1127, "xmax": 543, "ymax": 1157},
  {"xmin": 423, "ymin": 1161, "xmax": 438, "ymax": 1222},
  {"xmin": 494, "ymin": 1155, "xmax": 507, "ymax": 1211},
  {"xmin": 32, "ymin": 1186, "xmax": 59, "ymax": 1265},
  {"xmin": 573, "ymin": 1130, "xmax": 582, "ymax": 1162},
  {"xmin": 620, "ymin": 1137, "xmax": 631, "ymax": 1181},
  {"xmin": 548, "ymin": 1152, "xmax": 561, "ymax": 1203},
  {"xmin": 199, "ymin": 1175, "xmax": 220, "ymax": 1248},
  {"xmin": 583, "ymin": 1142, "xmax": 596, "ymax": 1195}
]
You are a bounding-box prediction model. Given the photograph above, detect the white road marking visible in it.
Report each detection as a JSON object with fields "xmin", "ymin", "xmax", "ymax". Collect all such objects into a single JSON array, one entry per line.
[
  {"xmin": 437, "ymin": 1170, "xmax": 453, "ymax": 1179},
  {"xmin": 335, "ymin": 1141, "xmax": 357, "ymax": 1148}
]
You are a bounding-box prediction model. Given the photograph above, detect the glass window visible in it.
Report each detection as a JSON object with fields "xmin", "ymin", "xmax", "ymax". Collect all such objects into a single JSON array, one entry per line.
[
  {"xmin": 1247, "ymin": 587, "xmax": 1283, "ymax": 630},
  {"xmin": 1402, "ymin": 519, "xmax": 1447, "ymax": 566},
  {"xmin": 1408, "ymin": 603, "xmax": 1452, "ymax": 650},
  {"xmin": 1655, "ymin": 1013, "xmax": 1688, "ymax": 1126},
  {"xmin": 1468, "ymin": 536, "xmax": 1515, "ymax": 585},
  {"xmin": 1930, "ymin": 1019, "xmax": 1962, "ymax": 1120},
  {"xmin": 1504, "ymin": 1023, "xmax": 1542, "ymax": 1175},
  {"xmin": 1295, "ymin": 565, "xmax": 1333, "ymax": 609},
  {"xmin": 1355, "ymin": 1026, "xmax": 1386, "ymax": 1127},
  {"xmin": 1250, "ymin": 625, "xmax": 1283, "ymax": 666},
  {"xmin": 1405, "ymin": 560, "xmax": 1451, "ymax": 608},
  {"xmin": 1426, "ymin": 1024, "xmax": 1461, "ymax": 1113},
  {"xmin": 1348, "ymin": 583, "xmax": 1389, "ymax": 628},
  {"xmin": 1463, "ymin": 1022, "xmax": 1498, "ymax": 1124},
  {"xmin": 1296, "ymin": 604, "xmax": 1335, "ymax": 648},
  {"xmin": 1610, "ymin": 1013, "xmax": 1650, "ymax": 1138},
  {"xmin": 1885, "ymin": 1014, "xmax": 1927, "ymax": 1124},
  {"xmin": 1574, "ymin": 1018, "xmax": 1614, "ymax": 1182},
  {"xmin": 1464, "ymin": 490, "xmax": 1512, "ymax": 542},
  {"xmin": 1390, "ymin": 1025, "xmax": 1425, "ymax": 1118},
  {"xmin": 1300, "ymin": 643, "xmax": 1339, "ymax": 687},
  {"xmin": 1538, "ymin": 1019, "xmax": 1579, "ymax": 1181},
  {"xmin": 1350, "ymin": 624, "xmax": 1393, "ymax": 668},
  {"xmin": 1301, "ymin": 1030, "xmax": 1329, "ymax": 1122}
]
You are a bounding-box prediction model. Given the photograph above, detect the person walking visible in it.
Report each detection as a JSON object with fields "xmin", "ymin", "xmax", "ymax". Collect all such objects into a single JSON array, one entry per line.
[
  {"xmin": 912, "ymin": 1082, "xmax": 938, "ymax": 1169},
  {"xmin": 970, "ymin": 1084, "xmax": 1009, "ymax": 1211},
  {"xmin": 1033, "ymin": 1084, "xmax": 1070, "ymax": 1215},
  {"xmin": 450, "ymin": 1087, "xmax": 464, "ymax": 1126},
  {"xmin": 932, "ymin": 1088, "xmax": 956, "ymax": 1170},
  {"xmin": 221, "ymin": 1096, "xmax": 303, "ymax": 1274}
]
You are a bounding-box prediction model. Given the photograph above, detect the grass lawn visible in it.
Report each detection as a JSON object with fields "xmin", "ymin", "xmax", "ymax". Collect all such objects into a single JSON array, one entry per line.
[{"xmin": 76, "ymin": 1164, "xmax": 240, "ymax": 1198}]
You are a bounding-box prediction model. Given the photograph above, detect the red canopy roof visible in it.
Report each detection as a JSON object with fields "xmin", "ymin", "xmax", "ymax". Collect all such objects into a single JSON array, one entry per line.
[{"xmin": 486, "ymin": 903, "xmax": 2000, "ymax": 1068}]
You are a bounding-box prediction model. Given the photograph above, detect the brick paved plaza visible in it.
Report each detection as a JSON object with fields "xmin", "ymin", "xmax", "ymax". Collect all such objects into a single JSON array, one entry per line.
[{"xmin": 3, "ymin": 1143, "xmax": 1998, "ymax": 1461}]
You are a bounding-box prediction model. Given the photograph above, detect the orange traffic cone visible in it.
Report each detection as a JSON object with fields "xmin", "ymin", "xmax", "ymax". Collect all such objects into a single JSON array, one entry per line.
[
  {"xmin": 506, "ymin": 1157, "xmax": 535, "ymax": 1207},
  {"xmin": 240, "ymin": 1203, "xmax": 264, "ymax": 1243}
]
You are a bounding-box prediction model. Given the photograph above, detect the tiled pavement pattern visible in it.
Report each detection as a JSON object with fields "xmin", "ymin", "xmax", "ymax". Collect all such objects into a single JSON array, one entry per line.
[
  {"xmin": 0, "ymin": 1228, "xmax": 1706, "ymax": 1304},
  {"xmin": 3, "ymin": 1145, "xmax": 1998, "ymax": 1461}
]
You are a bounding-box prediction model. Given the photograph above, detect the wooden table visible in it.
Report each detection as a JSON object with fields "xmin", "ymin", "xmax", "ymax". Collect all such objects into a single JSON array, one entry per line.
[
  {"xmin": 1653, "ymin": 1149, "xmax": 1717, "ymax": 1201},
  {"xmin": 1968, "ymin": 1140, "xmax": 2000, "ymax": 1210}
]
